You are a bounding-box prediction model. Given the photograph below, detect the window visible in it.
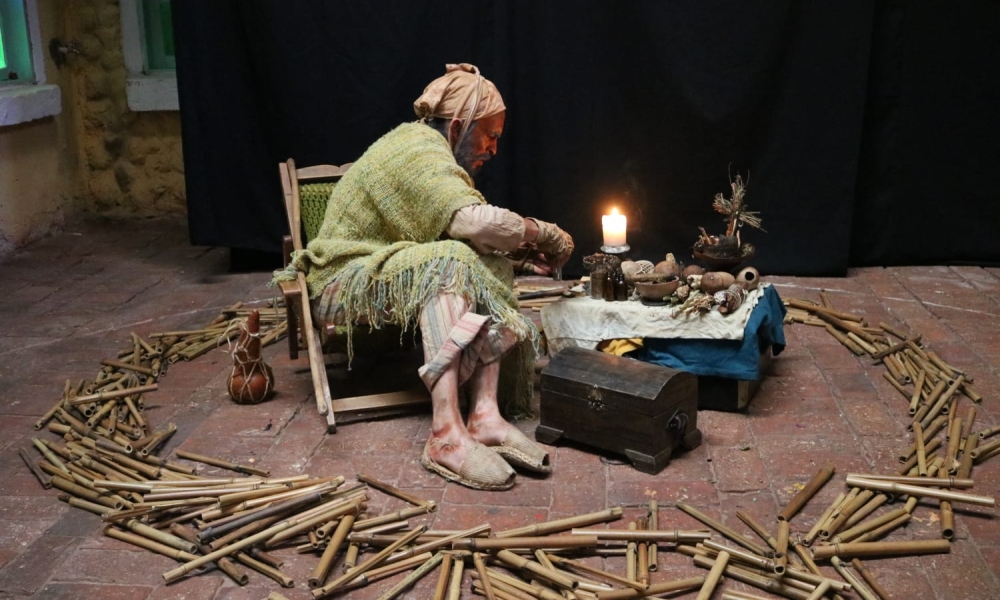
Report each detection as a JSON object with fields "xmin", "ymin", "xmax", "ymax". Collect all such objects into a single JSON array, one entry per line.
[
  {"xmin": 0, "ymin": 0, "xmax": 60, "ymax": 127},
  {"xmin": 0, "ymin": 0, "xmax": 36, "ymax": 85},
  {"xmin": 141, "ymin": 0, "xmax": 175, "ymax": 72},
  {"xmin": 121, "ymin": 0, "xmax": 178, "ymax": 111}
]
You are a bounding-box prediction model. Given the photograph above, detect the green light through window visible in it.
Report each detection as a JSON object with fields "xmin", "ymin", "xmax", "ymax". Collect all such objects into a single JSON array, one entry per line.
[{"xmin": 0, "ymin": 13, "xmax": 7, "ymax": 70}]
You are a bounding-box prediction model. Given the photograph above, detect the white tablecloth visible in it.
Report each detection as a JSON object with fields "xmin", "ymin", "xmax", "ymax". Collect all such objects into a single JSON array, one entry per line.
[{"xmin": 540, "ymin": 284, "xmax": 769, "ymax": 353}]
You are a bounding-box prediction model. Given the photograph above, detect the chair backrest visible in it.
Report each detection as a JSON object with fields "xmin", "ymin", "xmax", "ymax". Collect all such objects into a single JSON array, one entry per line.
[{"xmin": 279, "ymin": 160, "xmax": 354, "ymax": 253}]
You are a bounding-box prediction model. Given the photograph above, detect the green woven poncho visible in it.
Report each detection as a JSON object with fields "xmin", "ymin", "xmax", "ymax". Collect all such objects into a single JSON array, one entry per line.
[{"xmin": 276, "ymin": 122, "xmax": 537, "ymax": 417}]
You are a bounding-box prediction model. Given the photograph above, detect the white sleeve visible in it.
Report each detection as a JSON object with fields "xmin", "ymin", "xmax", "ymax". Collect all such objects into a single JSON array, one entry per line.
[{"xmin": 447, "ymin": 204, "xmax": 526, "ymax": 254}]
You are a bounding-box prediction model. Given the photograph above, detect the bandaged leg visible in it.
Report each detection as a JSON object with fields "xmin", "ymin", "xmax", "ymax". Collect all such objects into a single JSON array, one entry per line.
[{"xmin": 418, "ymin": 291, "xmax": 516, "ymax": 486}]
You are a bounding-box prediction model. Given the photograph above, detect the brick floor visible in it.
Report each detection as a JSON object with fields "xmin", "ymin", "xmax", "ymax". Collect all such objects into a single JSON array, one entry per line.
[{"xmin": 0, "ymin": 216, "xmax": 998, "ymax": 599}]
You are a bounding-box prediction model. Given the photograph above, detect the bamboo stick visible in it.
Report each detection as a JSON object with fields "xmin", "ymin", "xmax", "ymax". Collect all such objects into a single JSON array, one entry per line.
[
  {"xmin": 546, "ymin": 554, "xmax": 646, "ymax": 591},
  {"xmin": 495, "ymin": 549, "xmax": 578, "ymax": 590},
  {"xmin": 780, "ymin": 465, "xmax": 835, "ymax": 522},
  {"xmin": 829, "ymin": 507, "xmax": 910, "ymax": 544},
  {"xmin": 473, "ymin": 552, "xmax": 498, "ymax": 600},
  {"xmin": 595, "ymin": 577, "xmax": 705, "ymax": 600},
  {"xmin": 311, "ymin": 525, "xmax": 427, "ymax": 597},
  {"xmin": 235, "ymin": 552, "xmax": 294, "ymax": 587},
  {"xmin": 446, "ymin": 556, "xmax": 464, "ymax": 600},
  {"xmin": 851, "ymin": 558, "xmax": 895, "ymax": 600},
  {"xmin": 811, "ymin": 539, "xmax": 951, "ymax": 560},
  {"xmin": 356, "ymin": 473, "xmax": 435, "ymax": 509},
  {"xmin": 736, "ymin": 511, "xmax": 778, "ymax": 554},
  {"xmin": 775, "ymin": 519, "xmax": 790, "ymax": 574},
  {"xmin": 174, "ymin": 449, "xmax": 269, "ymax": 477},
  {"xmin": 844, "ymin": 494, "xmax": 888, "ymax": 530},
  {"xmin": 802, "ymin": 492, "xmax": 845, "ymax": 546},
  {"xmin": 830, "ymin": 557, "xmax": 879, "ymax": 600},
  {"xmin": 18, "ymin": 447, "xmax": 52, "ymax": 489},
  {"xmin": 845, "ymin": 475, "xmax": 995, "ymax": 507},
  {"xmin": 845, "ymin": 474, "xmax": 973, "ymax": 488},
  {"xmin": 105, "ymin": 525, "xmax": 198, "ymax": 562},
  {"xmin": 373, "ymin": 552, "xmax": 445, "ymax": 600},
  {"xmin": 696, "ymin": 550, "xmax": 728, "ymax": 600},
  {"xmin": 496, "ymin": 507, "xmax": 623, "ymax": 538},
  {"xmin": 455, "ymin": 535, "xmax": 596, "ymax": 551},
  {"xmin": 691, "ymin": 555, "xmax": 810, "ymax": 600},
  {"xmin": 431, "ymin": 553, "xmax": 452, "ymax": 600},
  {"xmin": 677, "ymin": 502, "xmax": 770, "ymax": 556}
]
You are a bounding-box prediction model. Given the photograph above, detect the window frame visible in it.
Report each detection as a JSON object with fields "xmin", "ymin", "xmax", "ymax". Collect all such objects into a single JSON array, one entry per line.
[
  {"xmin": 120, "ymin": 0, "xmax": 178, "ymax": 112},
  {"xmin": 0, "ymin": 0, "xmax": 61, "ymax": 128}
]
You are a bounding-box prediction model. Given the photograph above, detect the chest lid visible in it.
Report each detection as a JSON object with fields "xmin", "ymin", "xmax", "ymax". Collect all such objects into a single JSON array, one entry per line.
[{"xmin": 540, "ymin": 347, "xmax": 696, "ymax": 416}]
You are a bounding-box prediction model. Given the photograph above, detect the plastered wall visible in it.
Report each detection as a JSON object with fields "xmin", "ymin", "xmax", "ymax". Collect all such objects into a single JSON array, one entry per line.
[{"xmin": 0, "ymin": 0, "xmax": 185, "ymax": 256}]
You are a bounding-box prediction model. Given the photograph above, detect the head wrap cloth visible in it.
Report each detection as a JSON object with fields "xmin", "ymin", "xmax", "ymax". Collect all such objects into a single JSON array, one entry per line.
[{"xmin": 414, "ymin": 63, "xmax": 506, "ymax": 143}]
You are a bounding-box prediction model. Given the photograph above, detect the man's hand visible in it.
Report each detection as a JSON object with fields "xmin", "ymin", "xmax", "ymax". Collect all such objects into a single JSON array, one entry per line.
[{"xmin": 530, "ymin": 218, "xmax": 574, "ymax": 269}]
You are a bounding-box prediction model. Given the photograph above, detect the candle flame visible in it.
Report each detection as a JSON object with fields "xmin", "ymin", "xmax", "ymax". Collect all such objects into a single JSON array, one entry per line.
[{"xmin": 610, "ymin": 206, "xmax": 620, "ymax": 216}]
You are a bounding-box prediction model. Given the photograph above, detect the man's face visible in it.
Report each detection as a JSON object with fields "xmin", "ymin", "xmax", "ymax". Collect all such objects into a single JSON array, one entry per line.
[{"xmin": 453, "ymin": 111, "xmax": 505, "ymax": 177}]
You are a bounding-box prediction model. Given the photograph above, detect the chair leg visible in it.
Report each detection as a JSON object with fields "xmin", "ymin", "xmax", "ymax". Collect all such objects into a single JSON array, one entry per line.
[
  {"xmin": 296, "ymin": 272, "xmax": 336, "ymax": 433},
  {"xmin": 286, "ymin": 297, "xmax": 300, "ymax": 360}
]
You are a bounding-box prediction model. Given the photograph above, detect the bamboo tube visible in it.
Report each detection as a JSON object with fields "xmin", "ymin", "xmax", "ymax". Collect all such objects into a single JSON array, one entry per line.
[
  {"xmin": 957, "ymin": 435, "xmax": 979, "ymax": 479},
  {"xmin": 812, "ymin": 539, "xmax": 950, "ymax": 560},
  {"xmin": 691, "ymin": 555, "xmax": 810, "ymax": 600},
  {"xmin": 907, "ymin": 371, "xmax": 926, "ymax": 415},
  {"xmin": 31, "ymin": 438, "xmax": 70, "ymax": 474},
  {"xmin": 105, "ymin": 525, "xmax": 199, "ymax": 562},
  {"xmin": 913, "ymin": 423, "xmax": 928, "ymax": 476},
  {"xmin": 169, "ymin": 523, "xmax": 250, "ymax": 585},
  {"xmin": 482, "ymin": 568, "xmax": 565, "ymax": 600},
  {"xmin": 63, "ymin": 495, "xmax": 110, "ymax": 516},
  {"xmin": 847, "ymin": 332, "xmax": 878, "ymax": 356},
  {"xmin": 311, "ymin": 525, "xmax": 427, "ymax": 597},
  {"xmin": 703, "ymin": 540, "xmax": 781, "ymax": 573},
  {"xmin": 496, "ymin": 549, "xmax": 578, "ymax": 590},
  {"xmin": 389, "ymin": 524, "xmax": 490, "ymax": 564},
  {"xmin": 850, "ymin": 559, "xmax": 894, "ymax": 600},
  {"xmin": 845, "ymin": 474, "xmax": 973, "ymax": 488},
  {"xmin": 646, "ymin": 500, "xmax": 658, "ymax": 570},
  {"xmin": 497, "ymin": 507, "xmax": 623, "ymax": 538},
  {"xmin": 163, "ymin": 511, "xmax": 312, "ymax": 582},
  {"xmin": 432, "ymin": 553, "xmax": 453, "ymax": 600},
  {"xmin": 830, "ymin": 507, "xmax": 910, "ymax": 544},
  {"xmin": 830, "ymin": 557, "xmax": 878, "ymax": 600},
  {"xmin": 268, "ymin": 594, "xmax": 291, "ymax": 600},
  {"xmin": 122, "ymin": 519, "xmax": 197, "ymax": 553},
  {"xmin": 546, "ymin": 554, "xmax": 646, "ymax": 591},
  {"xmin": 817, "ymin": 487, "xmax": 860, "ymax": 540},
  {"xmin": 878, "ymin": 321, "xmax": 908, "ymax": 340},
  {"xmin": 881, "ymin": 372, "xmax": 911, "ymax": 400},
  {"xmin": 775, "ymin": 519, "xmax": 790, "ymax": 574},
  {"xmin": 353, "ymin": 505, "xmax": 433, "ymax": 530},
  {"xmin": 802, "ymin": 491, "xmax": 845, "ymax": 546},
  {"xmin": 234, "ymin": 552, "xmax": 294, "ymax": 587},
  {"xmin": 936, "ymin": 498, "xmax": 955, "ymax": 541},
  {"xmin": 174, "ymin": 449, "xmax": 270, "ymax": 477},
  {"xmin": 474, "ymin": 578, "xmax": 534, "ymax": 600},
  {"xmin": 18, "ymin": 447, "xmax": 52, "ymax": 489},
  {"xmin": 337, "ymin": 553, "xmax": 435, "ymax": 592},
  {"xmin": 50, "ymin": 475, "xmax": 123, "ymax": 510},
  {"xmin": 66, "ymin": 384, "xmax": 159, "ymax": 406},
  {"xmin": 570, "ymin": 528, "xmax": 710, "ymax": 543},
  {"xmin": 786, "ymin": 299, "xmax": 864, "ymax": 323},
  {"xmin": 264, "ymin": 498, "xmax": 361, "ymax": 548},
  {"xmin": 374, "ymin": 552, "xmax": 445, "ymax": 600},
  {"xmin": 898, "ymin": 437, "xmax": 942, "ymax": 473},
  {"xmin": 882, "ymin": 353, "xmax": 906, "ymax": 383},
  {"xmin": 960, "ymin": 406, "xmax": 977, "ymax": 444},
  {"xmin": 723, "ymin": 593, "xmax": 773, "ymax": 600},
  {"xmin": 825, "ymin": 324, "xmax": 866, "ymax": 355},
  {"xmin": 900, "ymin": 416, "xmax": 946, "ymax": 460},
  {"xmin": 845, "ymin": 475, "xmax": 995, "ymax": 507},
  {"xmin": 677, "ymin": 502, "xmax": 770, "ymax": 556},
  {"xmin": 844, "ymin": 494, "xmax": 888, "ymax": 530},
  {"xmin": 625, "ymin": 521, "xmax": 637, "ymax": 582},
  {"xmin": 696, "ymin": 550, "xmax": 728, "ymax": 600},
  {"xmin": 595, "ymin": 576, "xmax": 704, "ymax": 600},
  {"xmin": 912, "ymin": 380, "xmax": 947, "ymax": 425},
  {"xmin": 780, "ymin": 465, "xmax": 836, "ymax": 522},
  {"xmin": 736, "ymin": 511, "xmax": 779, "ymax": 555},
  {"xmin": 455, "ymin": 535, "xmax": 595, "ymax": 551},
  {"xmin": 635, "ymin": 516, "xmax": 649, "ymax": 586},
  {"xmin": 446, "ymin": 557, "xmax": 464, "ymax": 600},
  {"xmin": 803, "ymin": 580, "xmax": 830, "ymax": 600},
  {"xmin": 972, "ymin": 436, "xmax": 1000, "ymax": 462},
  {"xmin": 100, "ymin": 358, "xmax": 157, "ymax": 376},
  {"xmin": 870, "ymin": 335, "xmax": 920, "ymax": 360},
  {"xmin": 473, "ymin": 552, "xmax": 497, "ymax": 600},
  {"xmin": 198, "ymin": 490, "xmax": 325, "ymax": 542},
  {"xmin": 356, "ymin": 473, "xmax": 435, "ymax": 509},
  {"xmin": 342, "ymin": 540, "xmax": 360, "ymax": 572}
]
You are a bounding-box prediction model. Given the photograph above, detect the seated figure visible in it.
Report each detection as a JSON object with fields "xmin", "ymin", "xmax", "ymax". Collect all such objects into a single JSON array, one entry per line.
[{"xmin": 278, "ymin": 63, "xmax": 574, "ymax": 490}]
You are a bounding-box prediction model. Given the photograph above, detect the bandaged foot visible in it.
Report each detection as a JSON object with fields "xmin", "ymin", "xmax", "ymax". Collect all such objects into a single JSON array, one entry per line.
[{"xmin": 422, "ymin": 427, "xmax": 516, "ymax": 491}]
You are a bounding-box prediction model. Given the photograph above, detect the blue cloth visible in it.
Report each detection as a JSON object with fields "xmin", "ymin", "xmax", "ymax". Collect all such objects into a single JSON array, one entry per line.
[{"xmin": 632, "ymin": 285, "xmax": 787, "ymax": 380}]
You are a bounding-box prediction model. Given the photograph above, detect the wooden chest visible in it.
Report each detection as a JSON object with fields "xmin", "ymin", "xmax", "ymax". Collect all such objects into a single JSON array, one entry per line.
[{"xmin": 536, "ymin": 347, "xmax": 702, "ymax": 474}]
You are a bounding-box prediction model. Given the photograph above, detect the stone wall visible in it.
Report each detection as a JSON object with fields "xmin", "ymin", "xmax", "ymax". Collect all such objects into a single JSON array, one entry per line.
[{"xmin": 65, "ymin": 0, "xmax": 185, "ymax": 216}]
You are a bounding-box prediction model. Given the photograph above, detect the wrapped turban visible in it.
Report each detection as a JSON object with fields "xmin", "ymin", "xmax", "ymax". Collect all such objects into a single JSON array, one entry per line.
[{"xmin": 414, "ymin": 63, "xmax": 506, "ymax": 143}]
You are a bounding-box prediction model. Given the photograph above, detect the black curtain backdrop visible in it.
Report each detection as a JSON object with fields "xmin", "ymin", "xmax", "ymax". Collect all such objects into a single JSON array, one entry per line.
[{"xmin": 174, "ymin": 0, "xmax": 1000, "ymax": 277}]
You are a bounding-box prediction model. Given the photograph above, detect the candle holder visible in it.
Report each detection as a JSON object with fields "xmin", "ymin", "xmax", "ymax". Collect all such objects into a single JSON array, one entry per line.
[{"xmin": 600, "ymin": 244, "xmax": 631, "ymax": 259}]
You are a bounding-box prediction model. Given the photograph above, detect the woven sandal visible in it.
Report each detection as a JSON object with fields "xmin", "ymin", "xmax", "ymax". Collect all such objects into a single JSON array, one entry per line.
[
  {"xmin": 490, "ymin": 428, "xmax": 552, "ymax": 474},
  {"xmin": 421, "ymin": 442, "xmax": 516, "ymax": 491}
]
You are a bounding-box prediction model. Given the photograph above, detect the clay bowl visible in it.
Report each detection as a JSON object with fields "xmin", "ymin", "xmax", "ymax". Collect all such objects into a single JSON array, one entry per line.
[
  {"xmin": 692, "ymin": 243, "xmax": 756, "ymax": 272},
  {"xmin": 634, "ymin": 277, "xmax": 680, "ymax": 302}
]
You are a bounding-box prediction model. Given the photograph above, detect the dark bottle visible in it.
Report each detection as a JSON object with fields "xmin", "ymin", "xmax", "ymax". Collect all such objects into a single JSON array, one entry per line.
[{"xmin": 612, "ymin": 267, "xmax": 628, "ymax": 301}]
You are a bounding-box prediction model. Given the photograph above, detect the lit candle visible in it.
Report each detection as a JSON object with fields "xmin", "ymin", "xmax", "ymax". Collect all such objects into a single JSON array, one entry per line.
[{"xmin": 602, "ymin": 207, "xmax": 627, "ymax": 247}]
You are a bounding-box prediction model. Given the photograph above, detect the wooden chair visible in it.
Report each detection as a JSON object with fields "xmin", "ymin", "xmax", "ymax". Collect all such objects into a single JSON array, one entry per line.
[{"xmin": 277, "ymin": 158, "xmax": 429, "ymax": 433}]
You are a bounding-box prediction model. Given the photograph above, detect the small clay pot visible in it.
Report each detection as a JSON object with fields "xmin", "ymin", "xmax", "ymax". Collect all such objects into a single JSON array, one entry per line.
[
  {"xmin": 682, "ymin": 264, "xmax": 705, "ymax": 278},
  {"xmin": 700, "ymin": 271, "xmax": 736, "ymax": 294},
  {"xmin": 634, "ymin": 277, "xmax": 680, "ymax": 301},
  {"xmin": 653, "ymin": 253, "xmax": 682, "ymax": 278},
  {"xmin": 736, "ymin": 266, "xmax": 760, "ymax": 291}
]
